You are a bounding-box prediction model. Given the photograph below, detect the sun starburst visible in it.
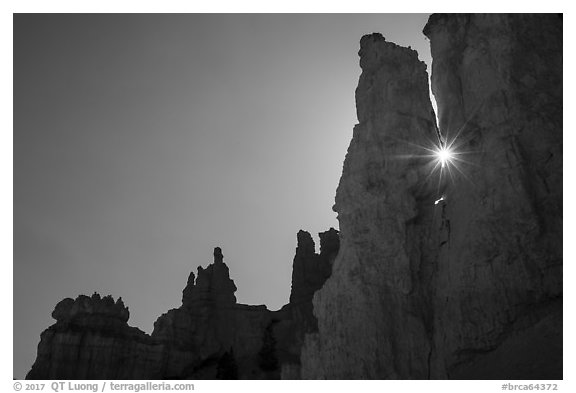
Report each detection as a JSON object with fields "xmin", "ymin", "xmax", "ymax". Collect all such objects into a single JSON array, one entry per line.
[
  {"xmin": 384, "ymin": 123, "xmax": 477, "ymax": 197},
  {"xmin": 436, "ymin": 144, "xmax": 454, "ymax": 168}
]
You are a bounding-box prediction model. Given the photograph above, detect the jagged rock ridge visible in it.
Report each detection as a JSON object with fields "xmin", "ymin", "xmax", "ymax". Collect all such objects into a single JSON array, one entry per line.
[{"xmin": 27, "ymin": 229, "xmax": 339, "ymax": 380}]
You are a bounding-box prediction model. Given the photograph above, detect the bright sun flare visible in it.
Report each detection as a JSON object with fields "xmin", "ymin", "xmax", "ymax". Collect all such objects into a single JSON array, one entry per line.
[{"xmin": 436, "ymin": 145, "xmax": 454, "ymax": 168}]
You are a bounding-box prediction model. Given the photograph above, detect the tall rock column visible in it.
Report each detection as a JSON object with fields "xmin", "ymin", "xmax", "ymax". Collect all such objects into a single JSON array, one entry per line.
[
  {"xmin": 301, "ymin": 33, "xmax": 440, "ymax": 379},
  {"xmin": 302, "ymin": 15, "xmax": 562, "ymax": 380},
  {"xmin": 277, "ymin": 228, "xmax": 339, "ymax": 378}
]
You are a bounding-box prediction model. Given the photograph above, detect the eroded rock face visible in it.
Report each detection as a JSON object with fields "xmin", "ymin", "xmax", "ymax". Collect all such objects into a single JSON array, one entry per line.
[
  {"xmin": 26, "ymin": 294, "xmax": 164, "ymax": 379},
  {"xmin": 275, "ymin": 229, "xmax": 340, "ymax": 378},
  {"xmin": 301, "ymin": 33, "xmax": 440, "ymax": 379},
  {"xmin": 51, "ymin": 293, "xmax": 129, "ymax": 326},
  {"xmin": 302, "ymin": 15, "xmax": 562, "ymax": 379},
  {"xmin": 423, "ymin": 13, "xmax": 562, "ymax": 379}
]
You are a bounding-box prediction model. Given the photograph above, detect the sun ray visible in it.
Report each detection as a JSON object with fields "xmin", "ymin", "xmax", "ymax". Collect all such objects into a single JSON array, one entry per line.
[{"xmin": 378, "ymin": 121, "xmax": 480, "ymax": 196}]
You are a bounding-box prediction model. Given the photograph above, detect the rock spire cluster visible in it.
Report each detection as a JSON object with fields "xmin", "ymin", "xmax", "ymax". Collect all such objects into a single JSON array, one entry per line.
[{"xmin": 28, "ymin": 233, "xmax": 339, "ymax": 379}]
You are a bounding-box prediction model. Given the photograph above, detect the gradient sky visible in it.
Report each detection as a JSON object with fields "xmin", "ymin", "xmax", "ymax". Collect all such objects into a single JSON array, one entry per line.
[{"xmin": 13, "ymin": 13, "xmax": 432, "ymax": 379}]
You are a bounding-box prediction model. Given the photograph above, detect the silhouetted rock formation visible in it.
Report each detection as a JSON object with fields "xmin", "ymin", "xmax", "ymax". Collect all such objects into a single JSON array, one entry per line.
[
  {"xmin": 26, "ymin": 294, "xmax": 163, "ymax": 379},
  {"xmin": 27, "ymin": 233, "xmax": 338, "ymax": 380},
  {"xmin": 290, "ymin": 229, "xmax": 338, "ymax": 307},
  {"xmin": 26, "ymin": 14, "xmax": 562, "ymax": 380},
  {"xmin": 151, "ymin": 247, "xmax": 275, "ymax": 379},
  {"xmin": 274, "ymin": 228, "xmax": 340, "ymax": 378},
  {"xmin": 301, "ymin": 14, "xmax": 562, "ymax": 379},
  {"xmin": 301, "ymin": 32, "xmax": 440, "ymax": 379}
]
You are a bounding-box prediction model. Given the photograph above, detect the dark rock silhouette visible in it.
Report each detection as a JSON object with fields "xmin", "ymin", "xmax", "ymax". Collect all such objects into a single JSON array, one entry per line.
[
  {"xmin": 27, "ymin": 232, "xmax": 338, "ymax": 380},
  {"xmin": 302, "ymin": 32, "xmax": 440, "ymax": 379},
  {"xmin": 26, "ymin": 14, "xmax": 562, "ymax": 380},
  {"xmin": 274, "ymin": 228, "xmax": 340, "ymax": 378},
  {"xmin": 26, "ymin": 293, "xmax": 163, "ymax": 379},
  {"xmin": 423, "ymin": 14, "xmax": 562, "ymax": 379},
  {"xmin": 151, "ymin": 247, "xmax": 272, "ymax": 379},
  {"xmin": 301, "ymin": 14, "xmax": 562, "ymax": 379},
  {"xmin": 289, "ymin": 229, "xmax": 338, "ymax": 310}
]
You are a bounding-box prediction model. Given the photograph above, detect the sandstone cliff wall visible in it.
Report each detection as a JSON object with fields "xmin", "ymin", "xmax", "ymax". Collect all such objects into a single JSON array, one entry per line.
[
  {"xmin": 424, "ymin": 14, "xmax": 562, "ymax": 379},
  {"xmin": 302, "ymin": 33, "xmax": 440, "ymax": 379},
  {"xmin": 301, "ymin": 14, "xmax": 562, "ymax": 379}
]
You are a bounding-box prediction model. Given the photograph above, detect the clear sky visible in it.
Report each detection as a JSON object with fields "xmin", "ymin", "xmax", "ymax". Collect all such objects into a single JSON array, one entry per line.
[{"xmin": 13, "ymin": 13, "xmax": 432, "ymax": 379}]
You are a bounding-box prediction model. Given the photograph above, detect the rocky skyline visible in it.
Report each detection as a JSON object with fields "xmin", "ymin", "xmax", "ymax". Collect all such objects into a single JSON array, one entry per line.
[
  {"xmin": 27, "ymin": 230, "xmax": 339, "ymax": 379},
  {"xmin": 17, "ymin": 13, "xmax": 562, "ymax": 380},
  {"xmin": 13, "ymin": 13, "xmax": 433, "ymax": 380}
]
